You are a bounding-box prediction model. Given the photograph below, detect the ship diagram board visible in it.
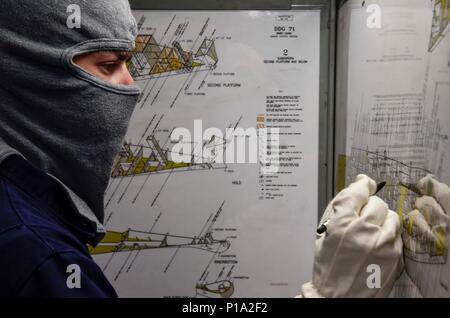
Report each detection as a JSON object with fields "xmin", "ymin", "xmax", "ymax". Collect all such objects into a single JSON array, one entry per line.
[
  {"xmin": 336, "ymin": 0, "xmax": 450, "ymax": 297},
  {"xmin": 92, "ymin": 10, "xmax": 322, "ymax": 297}
]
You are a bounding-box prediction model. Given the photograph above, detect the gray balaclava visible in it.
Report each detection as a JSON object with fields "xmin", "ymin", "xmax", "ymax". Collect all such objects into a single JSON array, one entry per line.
[{"xmin": 0, "ymin": 0, "xmax": 140, "ymax": 227}]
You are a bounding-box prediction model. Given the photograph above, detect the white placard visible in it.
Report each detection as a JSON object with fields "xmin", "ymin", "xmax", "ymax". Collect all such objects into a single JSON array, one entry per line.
[
  {"xmin": 93, "ymin": 10, "xmax": 321, "ymax": 297},
  {"xmin": 336, "ymin": 0, "xmax": 450, "ymax": 297}
]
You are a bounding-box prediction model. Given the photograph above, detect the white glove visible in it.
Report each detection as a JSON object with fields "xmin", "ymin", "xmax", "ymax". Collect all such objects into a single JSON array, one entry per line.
[
  {"xmin": 299, "ymin": 174, "xmax": 403, "ymax": 298},
  {"xmin": 403, "ymin": 175, "xmax": 450, "ymax": 297}
]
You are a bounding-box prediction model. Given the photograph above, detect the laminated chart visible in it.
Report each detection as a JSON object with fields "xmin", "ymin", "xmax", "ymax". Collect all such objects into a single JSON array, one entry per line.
[{"xmin": 92, "ymin": 11, "xmax": 322, "ymax": 297}]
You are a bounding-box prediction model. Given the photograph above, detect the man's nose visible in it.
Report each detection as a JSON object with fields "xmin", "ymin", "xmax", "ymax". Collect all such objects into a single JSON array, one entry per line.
[{"xmin": 119, "ymin": 63, "xmax": 135, "ymax": 86}]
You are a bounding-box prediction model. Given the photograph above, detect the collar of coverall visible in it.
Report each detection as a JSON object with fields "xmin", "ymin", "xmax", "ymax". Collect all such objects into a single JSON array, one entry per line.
[{"xmin": 0, "ymin": 138, "xmax": 106, "ymax": 245}]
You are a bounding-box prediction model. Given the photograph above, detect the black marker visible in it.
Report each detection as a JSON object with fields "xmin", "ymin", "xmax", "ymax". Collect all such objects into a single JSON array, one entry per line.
[
  {"xmin": 399, "ymin": 182, "xmax": 421, "ymax": 195},
  {"xmin": 375, "ymin": 181, "xmax": 386, "ymax": 194},
  {"xmin": 316, "ymin": 219, "xmax": 329, "ymax": 234},
  {"xmin": 316, "ymin": 181, "xmax": 387, "ymax": 234}
]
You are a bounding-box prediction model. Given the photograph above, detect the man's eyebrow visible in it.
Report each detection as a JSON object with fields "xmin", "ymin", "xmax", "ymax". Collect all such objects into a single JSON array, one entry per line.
[
  {"xmin": 117, "ymin": 51, "xmax": 132, "ymax": 61},
  {"xmin": 95, "ymin": 51, "xmax": 132, "ymax": 61}
]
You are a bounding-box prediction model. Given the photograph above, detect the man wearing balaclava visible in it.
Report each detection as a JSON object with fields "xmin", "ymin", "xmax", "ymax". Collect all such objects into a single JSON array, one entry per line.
[
  {"xmin": 0, "ymin": 0, "xmax": 140, "ymax": 297},
  {"xmin": 0, "ymin": 0, "xmax": 409, "ymax": 299}
]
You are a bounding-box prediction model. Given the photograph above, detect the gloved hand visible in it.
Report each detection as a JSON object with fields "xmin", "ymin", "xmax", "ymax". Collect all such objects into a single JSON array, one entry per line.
[
  {"xmin": 298, "ymin": 174, "xmax": 403, "ymax": 298},
  {"xmin": 403, "ymin": 175, "xmax": 450, "ymax": 297}
]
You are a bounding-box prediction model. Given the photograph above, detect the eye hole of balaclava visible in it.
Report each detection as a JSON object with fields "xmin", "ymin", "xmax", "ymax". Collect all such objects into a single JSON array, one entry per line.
[{"xmin": 72, "ymin": 50, "xmax": 135, "ymax": 86}]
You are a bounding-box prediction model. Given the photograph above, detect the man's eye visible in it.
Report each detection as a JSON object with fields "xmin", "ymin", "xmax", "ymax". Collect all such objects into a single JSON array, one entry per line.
[{"xmin": 100, "ymin": 63, "xmax": 118, "ymax": 74}]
